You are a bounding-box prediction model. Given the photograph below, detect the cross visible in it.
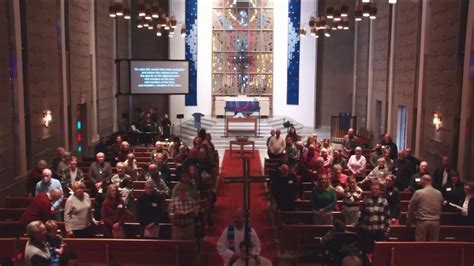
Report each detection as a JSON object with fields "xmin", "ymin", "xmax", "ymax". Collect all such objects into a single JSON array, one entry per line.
[{"xmin": 223, "ymin": 157, "xmax": 268, "ymax": 266}]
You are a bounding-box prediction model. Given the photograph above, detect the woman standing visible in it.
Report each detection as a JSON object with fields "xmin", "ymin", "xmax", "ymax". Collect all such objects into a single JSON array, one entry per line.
[
  {"xmin": 442, "ymin": 170, "xmax": 465, "ymax": 212},
  {"xmin": 342, "ymin": 176, "xmax": 363, "ymax": 225},
  {"xmin": 64, "ymin": 181, "xmax": 94, "ymax": 237},
  {"xmin": 101, "ymin": 184, "xmax": 127, "ymax": 238},
  {"xmin": 348, "ymin": 147, "xmax": 367, "ymax": 182},
  {"xmin": 311, "ymin": 175, "xmax": 337, "ymax": 225}
]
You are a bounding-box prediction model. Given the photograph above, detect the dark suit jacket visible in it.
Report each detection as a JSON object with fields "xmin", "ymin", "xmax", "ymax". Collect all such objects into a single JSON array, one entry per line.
[{"xmin": 432, "ymin": 166, "xmax": 452, "ymax": 190}]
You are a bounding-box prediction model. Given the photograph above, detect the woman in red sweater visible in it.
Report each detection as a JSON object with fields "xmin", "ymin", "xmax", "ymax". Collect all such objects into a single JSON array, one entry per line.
[{"xmin": 101, "ymin": 184, "xmax": 126, "ymax": 238}]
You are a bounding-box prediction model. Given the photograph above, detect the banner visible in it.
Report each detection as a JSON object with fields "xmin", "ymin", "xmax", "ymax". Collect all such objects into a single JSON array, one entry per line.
[
  {"xmin": 287, "ymin": 0, "xmax": 301, "ymax": 105},
  {"xmin": 185, "ymin": 0, "xmax": 198, "ymax": 106}
]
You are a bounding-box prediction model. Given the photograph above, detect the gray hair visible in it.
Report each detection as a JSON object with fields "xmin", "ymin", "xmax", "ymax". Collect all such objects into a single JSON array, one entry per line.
[{"xmin": 26, "ymin": 221, "xmax": 44, "ymax": 239}]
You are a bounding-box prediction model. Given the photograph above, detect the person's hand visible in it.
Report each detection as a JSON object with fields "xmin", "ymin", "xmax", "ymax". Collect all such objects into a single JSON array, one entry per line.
[
  {"xmin": 443, "ymin": 200, "xmax": 447, "ymax": 206},
  {"xmin": 56, "ymin": 247, "xmax": 64, "ymax": 256},
  {"xmin": 50, "ymin": 206, "xmax": 56, "ymax": 213},
  {"xmin": 146, "ymin": 223, "xmax": 156, "ymax": 229},
  {"xmin": 95, "ymin": 182, "xmax": 102, "ymax": 189},
  {"xmin": 67, "ymin": 231, "xmax": 74, "ymax": 237},
  {"xmin": 112, "ymin": 222, "xmax": 120, "ymax": 231},
  {"xmin": 229, "ymin": 253, "xmax": 239, "ymax": 263}
]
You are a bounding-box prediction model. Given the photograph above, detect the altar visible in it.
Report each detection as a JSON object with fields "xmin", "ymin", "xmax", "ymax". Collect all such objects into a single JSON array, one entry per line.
[{"xmin": 214, "ymin": 96, "xmax": 271, "ymax": 117}]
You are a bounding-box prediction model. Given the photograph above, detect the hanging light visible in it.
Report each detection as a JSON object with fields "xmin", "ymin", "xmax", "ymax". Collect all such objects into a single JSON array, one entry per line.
[
  {"xmin": 156, "ymin": 24, "xmax": 162, "ymax": 36},
  {"xmin": 337, "ymin": 21, "xmax": 343, "ymax": 30},
  {"xmin": 164, "ymin": 18, "xmax": 170, "ymax": 30},
  {"xmin": 310, "ymin": 27, "xmax": 317, "ymax": 37},
  {"xmin": 152, "ymin": 4, "xmax": 160, "ymax": 18},
  {"xmin": 370, "ymin": 4, "xmax": 377, "ymax": 19},
  {"xmin": 362, "ymin": 0, "xmax": 370, "ymax": 2},
  {"xmin": 143, "ymin": 20, "xmax": 149, "ymax": 28},
  {"xmin": 309, "ymin": 16, "xmax": 316, "ymax": 28},
  {"xmin": 137, "ymin": 17, "xmax": 143, "ymax": 28},
  {"xmin": 170, "ymin": 16, "xmax": 177, "ymax": 29},
  {"xmin": 326, "ymin": 7, "xmax": 334, "ymax": 20},
  {"xmin": 324, "ymin": 28, "xmax": 331, "ymax": 38},
  {"xmin": 355, "ymin": 10, "xmax": 363, "ymax": 21},
  {"xmin": 340, "ymin": 3, "xmax": 349, "ymax": 17},
  {"xmin": 138, "ymin": 3, "xmax": 146, "ymax": 17},
  {"xmin": 333, "ymin": 9, "xmax": 341, "ymax": 22},
  {"xmin": 389, "ymin": 0, "xmax": 397, "ymax": 3},
  {"xmin": 299, "ymin": 25, "xmax": 306, "ymax": 37},
  {"xmin": 181, "ymin": 25, "xmax": 187, "ymax": 37},
  {"xmin": 109, "ymin": 5, "xmax": 116, "ymax": 18},
  {"xmin": 145, "ymin": 4, "xmax": 152, "ymax": 20},
  {"xmin": 332, "ymin": 21, "xmax": 338, "ymax": 31},
  {"xmin": 362, "ymin": 4, "xmax": 371, "ymax": 17},
  {"xmin": 160, "ymin": 13, "xmax": 167, "ymax": 27},
  {"xmin": 115, "ymin": 3, "xmax": 124, "ymax": 17},
  {"xmin": 123, "ymin": 8, "xmax": 131, "ymax": 19},
  {"xmin": 342, "ymin": 18, "xmax": 349, "ymax": 30}
]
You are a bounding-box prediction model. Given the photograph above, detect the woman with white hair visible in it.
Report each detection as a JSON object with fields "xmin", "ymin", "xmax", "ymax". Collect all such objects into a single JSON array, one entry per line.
[
  {"xmin": 348, "ymin": 147, "xmax": 367, "ymax": 182},
  {"xmin": 64, "ymin": 181, "xmax": 94, "ymax": 237}
]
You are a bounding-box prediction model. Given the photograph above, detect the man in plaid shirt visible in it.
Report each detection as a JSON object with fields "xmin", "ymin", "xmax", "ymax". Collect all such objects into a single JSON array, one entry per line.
[
  {"xmin": 357, "ymin": 182, "xmax": 390, "ymax": 253},
  {"xmin": 168, "ymin": 184, "xmax": 198, "ymax": 240}
]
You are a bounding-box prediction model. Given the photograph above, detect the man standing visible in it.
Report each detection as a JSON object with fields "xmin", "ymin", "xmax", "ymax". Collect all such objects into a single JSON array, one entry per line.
[
  {"xmin": 20, "ymin": 189, "xmax": 62, "ymax": 226},
  {"xmin": 271, "ymin": 164, "xmax": 298, "ymax": 211},
  {"xmin": 137, "ymin": 181, "xmax": 163, "ymax": 238},
  {"xmin": 408, "ymin": 161, "xmax": 430, "ymax": 192},
  {"xmin": 24, "ymin": 221, "xmax": 50, "ymax": 265},
  {"xmin": 144, "ymin": 163, "xmax": 170, "ymax": 198},
  {"xmin": 168, "ymin": 184, "xmax": 198, "ymax": 240},
  {"xmin": 35, "ymin": 169, "xmax": 64, "ymax": 221},
  {"xmin": 357, "ymin": 183, "xmax": 390, "ymax": 253},
  {"xmin": 267, "ymin": 129, "xmax": 286, "ymax": 158},
  {"xmin": 27, "ymin": 160, "xmax": 47, "ymax": 197},
  {"xmin": 432, "ymin": 156, "xmax": 452, "ymax": 191},
  {"xmin": 406, "ymin": 175, "xmax": 443, "ymax": 241},
  {"xmin": 392, "ymin": 150, "xmax": 414, "ymax": 191},
  {"xmin": 380, "ymin": 134, "xmax": 398, "ymax": 161},
  {"xmin": 342, "ymin": 128, "xmax": 358, "ymax": 158},
  {"xmin": 217, "ymin": 209, "xmax": 262, "ymax": 266},
  {"xmin": 88, "ymin": 152, "xmax": 113, "ymax": 194}
]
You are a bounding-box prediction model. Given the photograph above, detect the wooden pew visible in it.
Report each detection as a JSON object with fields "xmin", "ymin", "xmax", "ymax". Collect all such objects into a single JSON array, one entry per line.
[
  {"xmin": 301, "ymin": 190, "xmax": 413, "ymax": 200},
  {"xmin": 279, "ymin": 224, "xmax": 474, "ymax": 254},
  {"xmin": 16, "ymin": 237, "xmax": 197, "ymax": 266},
  {"xmin": 277, "ymin": 211, "xmax": 461, "ymax": 226},
  {"xmin": 373, "ymin": 242, "xmax": 474, "ymax": 266},
  {"xmin": 0, "ymin": 238, "xmax": 18, "ymax": 264},
  {"xmin": 294, "ymin": 200, "xmax": 410, "ymax": 212}
]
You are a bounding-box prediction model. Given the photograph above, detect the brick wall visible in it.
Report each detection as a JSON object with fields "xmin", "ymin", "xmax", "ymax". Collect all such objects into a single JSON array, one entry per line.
[
  {"xmin": 421, "ymin": 0, "xmax": 463, "ymax": 167},
  {"xmin": 391, "ymin": 1, "xmax": 421, "ymax": 149},
  {"xmin": 25, "ymin": 0, "xmax": 62, "ymax": 166},
  {"xmin": 355, "ymin": 20, "xmax": 369, "ymax": 129},
  {"xmin": 0, "ymin": 0, "xmax": 17, "ymax": 184},
  {"xmin": 369, "ymin": 2, "xmax": 390, "ymax": 139},
  {"xmin": 96, "ymin": 0, "xmax": 114, "ymax": 137},
  {"xmin": 317, "ymin": 2, "xmax": 354, "ymax": 127},
  {"xmin": 68, "ymin": 0, "xmax": 92, "ymax": 150}
]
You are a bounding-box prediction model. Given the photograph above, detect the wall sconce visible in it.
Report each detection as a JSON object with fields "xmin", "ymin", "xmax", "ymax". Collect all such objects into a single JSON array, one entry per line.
[
  {"xmin": 433, "ymin": 112, "xmax": 442, "ymax": 130},
  {"xmin": 43, "ymin": 109, "xmax": 52, "ymax": 128}
]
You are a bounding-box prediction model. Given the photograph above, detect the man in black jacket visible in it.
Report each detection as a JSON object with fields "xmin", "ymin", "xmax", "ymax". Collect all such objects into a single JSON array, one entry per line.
[
  {"xmin": 392, "ymin": 151, "xmax": 414, "ymax": 190},
  {"xmin": 432, "ymin": 156, "xmax": 452, "ymax": 191},
  {"xmin": 137, "ymin": 181, "xmax": 164, "ymax": 238},
  {"xmin": 271, "ymin": 164, "xmax": 298, "ymax": 211}
]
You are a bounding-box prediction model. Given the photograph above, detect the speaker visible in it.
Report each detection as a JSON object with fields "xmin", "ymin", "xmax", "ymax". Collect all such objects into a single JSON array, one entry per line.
[{"xmin": 177, "ymin": 114, "xmax": 184, "ymax": 119}]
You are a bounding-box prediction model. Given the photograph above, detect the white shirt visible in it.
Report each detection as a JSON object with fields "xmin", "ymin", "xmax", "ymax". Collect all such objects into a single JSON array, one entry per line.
[
  {"xmin": 217, "ymin": 226, "xmax": 262, "ymax": 266},
  {"xmin": 70, "ymin": 168, "xmax": 78, "ymax": 185},
  {"xmin": 268, "ymin": 136, "xmax": 286, "ymax": 154},
  {"xmin": 232, "ymin": 256, "xmax": 272, "ymax": 266},
  {"xmin": 348, "ymin": 155, "xmax": 367, "ymax": 176}
]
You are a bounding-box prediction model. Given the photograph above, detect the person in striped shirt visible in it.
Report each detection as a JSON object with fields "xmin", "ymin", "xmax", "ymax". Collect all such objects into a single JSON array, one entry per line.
[{"xmin": 357, "ymin": 183, "xmax": 390, "ymax": 253}]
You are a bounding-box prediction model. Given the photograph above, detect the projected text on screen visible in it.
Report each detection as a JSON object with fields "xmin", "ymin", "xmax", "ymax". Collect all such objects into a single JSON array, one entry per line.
[
  {"xmin": 130, "ymin": 60, "xmax": 189, "ymax": 94},
  {"xmin": 133, "ymin": 67, "xmax": 186, "ymax": 88}
]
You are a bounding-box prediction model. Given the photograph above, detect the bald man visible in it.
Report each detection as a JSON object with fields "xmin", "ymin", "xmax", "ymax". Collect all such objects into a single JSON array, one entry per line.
[
  {"xmin": 407, "ymin": 175, "xmax": 443, "ymax": 241},
  {"xmin": 35, "ymin": 169, "xmax": 64, "ymax": 220},
  {"xmin": 20, "ymin": 189, "xmax": 63, "ymax": 226},
  {"xmin": 217, "ymin": 209, "xmax": 262, "ymax": 266}
]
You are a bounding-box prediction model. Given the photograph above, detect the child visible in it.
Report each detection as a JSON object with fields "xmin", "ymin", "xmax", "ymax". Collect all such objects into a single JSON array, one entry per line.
[{"xmin": 45, "ymin": 220, "xmax": 65, "ymax": 266}]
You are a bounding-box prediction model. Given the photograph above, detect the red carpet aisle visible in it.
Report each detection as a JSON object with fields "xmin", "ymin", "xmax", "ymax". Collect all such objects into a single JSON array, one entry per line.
[{"xmin": 202, "ymin": 150, "xmax": 278, "ymax": 265}]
